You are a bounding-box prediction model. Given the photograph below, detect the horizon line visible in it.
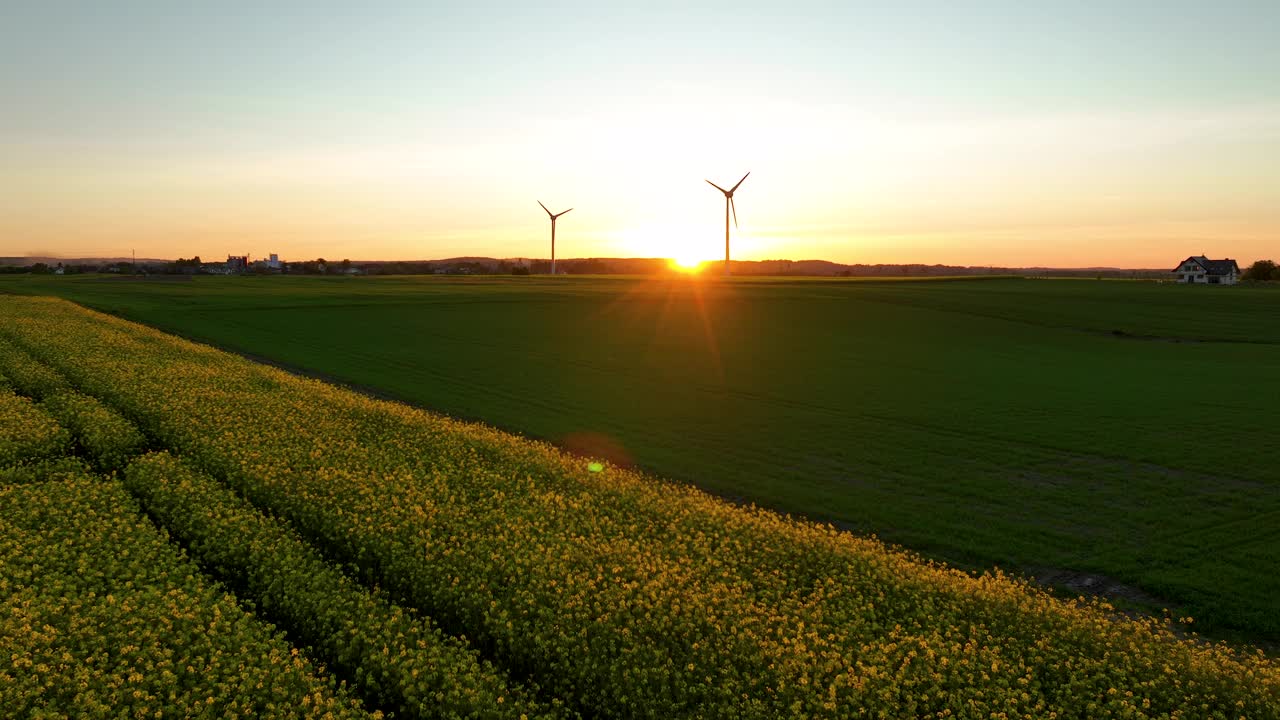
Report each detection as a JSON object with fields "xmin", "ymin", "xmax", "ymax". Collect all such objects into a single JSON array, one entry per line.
[{"xmin": 2, "ymin": 254, "xmax": 1191, "ymax": 272}]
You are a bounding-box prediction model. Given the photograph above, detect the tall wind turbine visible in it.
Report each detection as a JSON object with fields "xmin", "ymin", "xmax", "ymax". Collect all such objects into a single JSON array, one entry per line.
[
  {"xmin": 538, "ymin": 201, "xmax": 573, "ymax": 275},
  {"xmin": 706, "ymin": 172, "xmax": 750, "ymax": 276}
]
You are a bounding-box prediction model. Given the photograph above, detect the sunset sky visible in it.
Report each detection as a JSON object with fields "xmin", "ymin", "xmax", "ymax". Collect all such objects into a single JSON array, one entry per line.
[{"xmin": 2, "ymin": 2, "xmax": 1278, "ymax": 267}]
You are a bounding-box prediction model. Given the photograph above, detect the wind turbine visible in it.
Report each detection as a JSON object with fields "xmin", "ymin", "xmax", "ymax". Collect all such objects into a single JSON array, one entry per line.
[
  {"xmin": 538, "ymin": 201, "xmax": 573, "ymax": 275},
  {"xmin": 706, "ymin": 172, "xmax": 749, "ymax": 276}
]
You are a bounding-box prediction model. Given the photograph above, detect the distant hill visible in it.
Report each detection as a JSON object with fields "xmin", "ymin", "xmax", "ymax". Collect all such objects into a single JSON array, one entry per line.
[
  {"xmin": 0, "ymin": 255, "xmax": 1168, "ymax": 278},
  {"xmin": 402, "ymin": 257, "xmax": 1168, "ymax": 278}
]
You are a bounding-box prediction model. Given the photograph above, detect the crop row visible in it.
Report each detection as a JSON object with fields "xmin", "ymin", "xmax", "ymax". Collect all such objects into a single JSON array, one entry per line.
[
  {"xmin": 3, "ymin": 296, "xmax": 1277, "ymax": 718},
  {"xmin": 0, "ymin": 472, "xmax": 373, "ymax": 718},
  {"xmin": 0, "ymin": 387, "xmax": 70, "ymax": 467},
  {"xmin": 0, "ymin": 344, "xmax": 146, "ymax": 471},
  {"xmin": 0, "ymin": 455, "xmax": 92, "ymax": 485},
  {"xmin": 123, "ymin": 450, "xmax": 567, "ymax": 720},
  {"xmin": 40, "ymin": 390, "xmax": 149, "ymax": 470},
  {"xmin": 0, "ymin": 338, "xmax": 70, "ymax": 399},
  {"xmin": 0, "ymin": 329, "xmax": 552, "ymax": 718}
]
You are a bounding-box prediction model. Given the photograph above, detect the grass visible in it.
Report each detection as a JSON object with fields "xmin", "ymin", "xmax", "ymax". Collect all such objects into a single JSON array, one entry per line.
[{"xmin": 4, "ymin": 273, "xmax": 1278, "ymax": 641}]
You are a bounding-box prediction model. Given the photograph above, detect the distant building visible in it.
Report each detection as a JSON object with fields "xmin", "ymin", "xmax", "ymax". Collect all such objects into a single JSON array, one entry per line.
[
  {"xmin": 266, "ymin": 253, "xmax": 281, "ymax": 269},
  {"xmin": 1172, "ymin": 256, "xmax": 1240, "ymax": 285},
  {"xmin": 227, "ymin": 255, "xmax": 250, "ymax": 273}
]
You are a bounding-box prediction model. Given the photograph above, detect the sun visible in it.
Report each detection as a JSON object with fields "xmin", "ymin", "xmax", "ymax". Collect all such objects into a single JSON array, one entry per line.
[
  {"xmin": 670, "ymin": 255, "xmax": 703, "ymax": 273},
  {"xmin": 611, "ymin": 223, "xmax": 709, "ymax": 273}
]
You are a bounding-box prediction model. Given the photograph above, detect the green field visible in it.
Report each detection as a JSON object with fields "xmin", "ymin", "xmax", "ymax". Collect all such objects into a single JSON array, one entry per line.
[{"xmin": 5, "ymin": 274, "xmax": 1279, "ymax": 641}]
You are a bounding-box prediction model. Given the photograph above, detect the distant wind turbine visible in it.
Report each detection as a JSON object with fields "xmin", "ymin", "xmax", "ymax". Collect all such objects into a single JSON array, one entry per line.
[
  {"xmin": 706, "ymin": 172, "xmax": 750, "ymax": 276},
  {"xmin": 538, "ymin": 201, "xmax": 573, "ymax": 275}
]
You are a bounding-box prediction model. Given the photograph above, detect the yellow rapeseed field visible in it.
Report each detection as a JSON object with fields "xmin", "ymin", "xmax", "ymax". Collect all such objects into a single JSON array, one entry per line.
[
  {"xmin": 1, "ymin": 295, "xmax": 1277, "ymax": 719},
  {"xmin": 0, "ymin": 387, "xmax": 70, "ymax": 467},
  {"xmin": 40, "ymin": 389, "xmax": 148, "ymax": 470},
  {"xmin": 0, "ymin": 474, "xmax": 372, "ymax": 718},
  {"xmin": 124, "ymin": 450, "xmax": 567, "ymax": 720}
]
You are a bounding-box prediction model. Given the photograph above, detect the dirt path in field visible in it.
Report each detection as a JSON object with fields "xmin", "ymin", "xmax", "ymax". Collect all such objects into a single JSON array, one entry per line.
[{"xmin": 1021, "ymin": 567, "xmax": 1164, "ymax": 606}]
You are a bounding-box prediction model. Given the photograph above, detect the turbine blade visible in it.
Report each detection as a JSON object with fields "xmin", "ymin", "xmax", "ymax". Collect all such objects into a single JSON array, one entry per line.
[
  {"xmin": 555, "ymin": 208, "xmax": 573, "ymax": 218},
  {"xmin": 730, "ymin": 171, "xmax": 751, "ymax": 193},
  {"xmin": 706, "ymin": 180, "xmax": 728, "ymax": 194},
  {"xmin": 731, "ymin": 197, "xmax": 739, "ymax": 229},
  {"xmin": 538, "ymin": 200, "xmax": 553, "ymax": 217}
]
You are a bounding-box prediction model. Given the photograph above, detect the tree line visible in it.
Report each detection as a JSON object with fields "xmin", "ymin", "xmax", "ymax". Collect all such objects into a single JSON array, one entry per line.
[{"xmin": 1243, "ymin": 260, "xmax": 1280, "ymax": 281}]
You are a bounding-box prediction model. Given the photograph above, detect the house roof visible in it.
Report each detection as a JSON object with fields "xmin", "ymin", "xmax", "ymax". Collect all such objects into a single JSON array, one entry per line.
[{"xmin": 1172, "ymin": 256, "xmax": 1240, "ymax": 275}]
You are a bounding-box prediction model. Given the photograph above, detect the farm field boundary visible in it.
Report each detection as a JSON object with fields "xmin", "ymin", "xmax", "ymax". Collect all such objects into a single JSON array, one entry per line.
[
  {"xmin": 3, "ymin": 275, "xmax": 1278, "ymax": 643},
  {"xmin": 1, "ymin": 294, "xmax": 1278, "ymax": 718}
]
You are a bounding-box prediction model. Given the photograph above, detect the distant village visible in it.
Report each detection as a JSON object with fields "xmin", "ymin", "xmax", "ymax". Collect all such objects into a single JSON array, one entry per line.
[{"xmin": 1, "ymin": 254, "xmax": 539, "ymax": 277}]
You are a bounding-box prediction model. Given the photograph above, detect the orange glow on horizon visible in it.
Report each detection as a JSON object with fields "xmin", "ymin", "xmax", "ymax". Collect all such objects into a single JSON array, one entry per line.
[
  {"xmin": 3, "ymin": 4, "xmax": 1278, "ymax": 270},
  {"xmin": 669, "ymin": 256, "xmax": 703, "ymax": 273}
]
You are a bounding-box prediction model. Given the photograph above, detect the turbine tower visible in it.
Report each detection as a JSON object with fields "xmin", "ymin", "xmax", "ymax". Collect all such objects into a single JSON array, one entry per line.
[
  {"xmin": 706, "ymin": 172, "xmax": 750, "ymax": 276},
  {"xmin": 538, "ymin": 201, "xmax": 573, "ymax": 275}
]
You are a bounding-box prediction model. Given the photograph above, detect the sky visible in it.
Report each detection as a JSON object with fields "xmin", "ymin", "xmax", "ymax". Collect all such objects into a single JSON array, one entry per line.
[{"xmin": 2, "ymin": 1, "xmax": 1278, "ymax": 267}]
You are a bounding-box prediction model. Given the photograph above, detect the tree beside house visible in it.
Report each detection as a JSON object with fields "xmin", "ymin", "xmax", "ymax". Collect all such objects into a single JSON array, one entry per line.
[{"xmin": 1242, "ymin": 259, "xmax": 1279, "ymax": 282}]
